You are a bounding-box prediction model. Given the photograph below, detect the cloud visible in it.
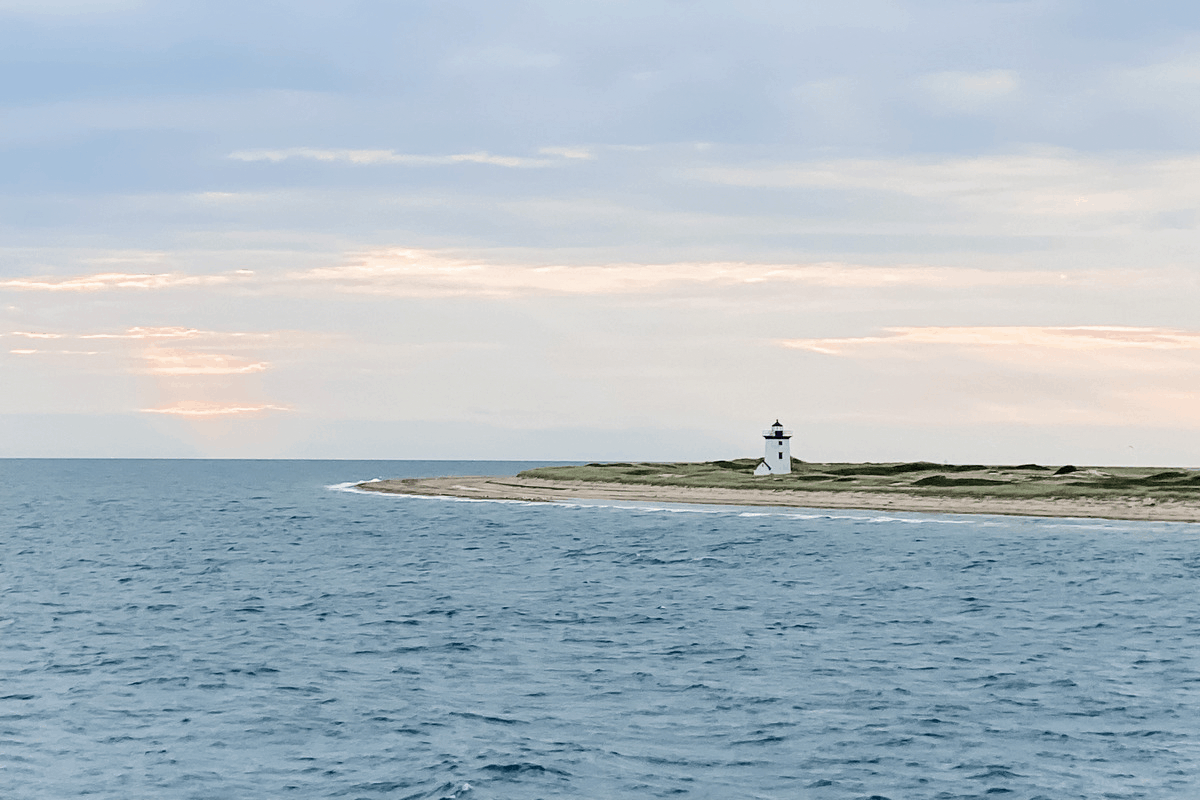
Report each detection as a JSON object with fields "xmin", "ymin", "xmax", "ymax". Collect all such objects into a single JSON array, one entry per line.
[
  {"xmin": 687, "ymin": 150, "xmax": 1200, "ymax": 231},
  {"xmin": 80, "ymin": 326, "xmax": 210, "ymax": 340},
  {"xmin": 194, "ymin": 192, "xmax": 249, "ymax": 202},
  {"xmin": 73, "ymin": 326, "xmax": 296, "ymax": 349},
  {"xmin": 5, "ymin": 324, "xmax": 289, "ymax": 348},
  {"xmin": 781, "ymin": 326, "xmax": 1200, "ymax": 429},
  {"xmin": 915, "ymin": 69, "xmax": 1019, "ymax": 113},
  {"xmin": 3, "ymin": 326, "xmax": 281, "ymax": 374},
  {"xmin": 780, "ymin": 326, "xmax": 1200, "ymax": 355},
  {"xmin": 141, "ymin": 350, "xmax": 270, "ymax": 375},
  {"xmin": 538, "ymin": 146, "xmax": 595, "ymax": 160},
  {"xmin": 288, "ymin": 248, "xmax": 1097, "ymax": 298},
  {"xmin": 228, "ymin": 147, "xmax": 567, "ymax": 168},
  {"xmin": 0, "ymin": 273, "xmax": 238, "ymax": 292},
  {"xmin": 140, "ymin": 403, "xmax": 292, "ymax": 417},
  {"xmin": 1112, "ymin": 53, "xmax": 1200, "ymax": 105},
  {"xmin": 0, "ymin": 248, "xmax": 1166, "ymax": 301}
]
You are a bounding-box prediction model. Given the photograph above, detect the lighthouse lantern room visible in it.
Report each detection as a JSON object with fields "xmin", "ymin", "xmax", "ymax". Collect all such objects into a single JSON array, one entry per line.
[{"xmin": 754, "ymin": 420, "xmax": 793, "ymax": 476}]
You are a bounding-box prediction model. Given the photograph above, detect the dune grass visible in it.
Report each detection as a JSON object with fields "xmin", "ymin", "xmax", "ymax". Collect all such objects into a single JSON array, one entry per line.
[{"xmin": 517, "ymin": 460, "xmax": 1200, "ymax": 501}]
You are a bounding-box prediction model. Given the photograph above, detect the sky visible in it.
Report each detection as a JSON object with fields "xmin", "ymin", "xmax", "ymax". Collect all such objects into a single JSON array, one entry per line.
[{"xmin": 3, "ymin": 0, "xmax": 1200, "ymax": 463}]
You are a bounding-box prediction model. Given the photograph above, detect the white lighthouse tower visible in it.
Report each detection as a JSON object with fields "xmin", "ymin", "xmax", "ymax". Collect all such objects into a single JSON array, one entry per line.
[{"xmin": 754, "ymin": 420, "xmax": 793, "ymax": 476}]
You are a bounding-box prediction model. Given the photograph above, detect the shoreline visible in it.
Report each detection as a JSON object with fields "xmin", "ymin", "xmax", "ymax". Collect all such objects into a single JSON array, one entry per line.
[{"xmin": 355, "ymin": 475, "xmax": 1200, "ymax": 523}]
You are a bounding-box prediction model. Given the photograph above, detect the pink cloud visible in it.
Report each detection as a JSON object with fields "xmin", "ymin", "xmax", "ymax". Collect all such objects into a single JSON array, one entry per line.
[
  {"xmin": 780, "ymin": 326, "xmax": 1200, "ymax": 355},
  {"xmin": 141, "ymin": 402, "xmax": 292, "ymax": 417},
  {"xmin": 80, "ymin": 326, "xmax": 208, "ymax": 340},
  {"xmin": 78, "ymin": 326, "xmax": 274, "ymax": 342},
  {"xmin": 141, "ymin": 350, "xmax": 270, "ymax": 375},
  {"xmin": 288, "ymin": 248, "xmax": 1091, "ymax": 298},
  {"xmin": 0, "ymin": 271, "xmax": 252, "ymax": 293},
  {"xmin": 0, "ymin": 249, "xmax": 1165, "ymax": 299}
]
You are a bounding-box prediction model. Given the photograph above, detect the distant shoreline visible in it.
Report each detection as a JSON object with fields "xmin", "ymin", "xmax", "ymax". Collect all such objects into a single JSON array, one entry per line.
[{"xmin": 355, "ymin": 473, "xmax": 1200, "ymax": 523}]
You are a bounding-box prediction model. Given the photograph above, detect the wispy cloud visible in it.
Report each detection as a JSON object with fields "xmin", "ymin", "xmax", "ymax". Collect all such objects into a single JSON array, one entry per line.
[
  {"xmin": 141, "ymin": 350, "xmax": 270, "ymax": 375},
  {"xmin": 5, "ymin": 327, "xmax": 281, "ymax": 374},
  {"xmin": 0, "ymin": 273, "xmax": 240, "ymax": 292},
  {"xmin": 77, "ymin": 326, "xmax": 266, "ymax": 341},
  {"xmin": 288, "ymin": 248, "xmax": 1100, "ymax": 298},
  {"xmin": 687, "ymin": 150, "xmax": 1200, "ymax": 230},
  {"xmin": 8, "ymin": 325, "xmax": 294, "ymax": 350},
  {"xmin": 915, "ymin": 69, "xmax": 1020, "ymax": 113},
  {"xmin": 228, "ymin": 147, "xmax": 568, "ymax": 168},
  {"xmin": 140, "ymin": 402, "xmax": 292, "ymax": 417},
  {"xmin": 780, "ymin": 326, "xmax": 1200, "ymax": 355},
  {"xmin": 0, "ymin": 250, "xmax": 1164, "ymax": 299},
  {"xmin": 80, "ymin": 326, "xmax": 210, "ymax": 340},
  {"xmin": 81, "ymin": 251, "xmax": 170, "ymax": 265},
  {"xmin": 538, "ymin": 146, "xmax": 595, "ymax": 160},
  {"xmin": 782, "ymin": 326, "xmax": 1200, "ymax": 429}
]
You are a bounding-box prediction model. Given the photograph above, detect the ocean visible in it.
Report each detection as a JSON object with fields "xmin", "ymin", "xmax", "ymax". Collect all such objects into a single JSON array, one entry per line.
[{"xmin": 2, "ymin": 459, "xmax": 1199, "ymax": 799}]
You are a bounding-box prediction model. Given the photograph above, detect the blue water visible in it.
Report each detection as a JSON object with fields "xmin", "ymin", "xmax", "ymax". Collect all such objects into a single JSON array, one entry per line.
[{"xmin": 2, "ymin": 460, "xmax": 1200, "ymax": 799}]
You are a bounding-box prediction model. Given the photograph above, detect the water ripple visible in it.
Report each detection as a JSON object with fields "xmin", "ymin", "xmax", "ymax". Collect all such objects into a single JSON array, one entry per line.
[{"xmin": 0, "ymin": 459, "xmax": 1198, "ymax": 798}]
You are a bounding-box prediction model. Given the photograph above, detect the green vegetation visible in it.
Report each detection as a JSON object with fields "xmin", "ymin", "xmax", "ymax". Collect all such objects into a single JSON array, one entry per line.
[{"xmin": 516, "ymin": 460, "xmax": 1200, "ymax": 501}]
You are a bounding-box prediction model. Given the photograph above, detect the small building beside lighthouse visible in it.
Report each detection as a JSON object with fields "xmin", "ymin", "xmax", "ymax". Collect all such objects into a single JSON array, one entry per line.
[{"xmin": 754, "ymin": 420, "xmax": 793, "ymax": 476}]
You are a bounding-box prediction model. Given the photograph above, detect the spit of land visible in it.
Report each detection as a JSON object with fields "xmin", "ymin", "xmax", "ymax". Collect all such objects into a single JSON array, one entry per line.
[{"xmin": 356, "ymin": 460, "xmax": 1200, "ymax": 522}]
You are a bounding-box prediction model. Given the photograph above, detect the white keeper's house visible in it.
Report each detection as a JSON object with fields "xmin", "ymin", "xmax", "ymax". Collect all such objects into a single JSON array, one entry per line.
[{"xmin": 754, "ymin": 420, "xmax": 793, "ymax": 476}]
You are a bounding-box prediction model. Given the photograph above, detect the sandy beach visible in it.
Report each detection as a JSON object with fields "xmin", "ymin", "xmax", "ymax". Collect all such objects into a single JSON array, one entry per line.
[{"xmin": 357, "ymin": 475, "xmax": 1200, "ymax": 523}]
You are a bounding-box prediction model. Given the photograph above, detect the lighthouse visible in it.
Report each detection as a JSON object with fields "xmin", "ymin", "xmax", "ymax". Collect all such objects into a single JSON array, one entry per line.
[{"xmin": 753, "ymin": 420, "xmax": 793, "ymax": 476}]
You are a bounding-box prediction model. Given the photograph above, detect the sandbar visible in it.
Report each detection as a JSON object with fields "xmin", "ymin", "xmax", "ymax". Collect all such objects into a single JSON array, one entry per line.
[{"xmin": 356, "ymin": 475, "xmax": 1200, "ymax": 523}]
